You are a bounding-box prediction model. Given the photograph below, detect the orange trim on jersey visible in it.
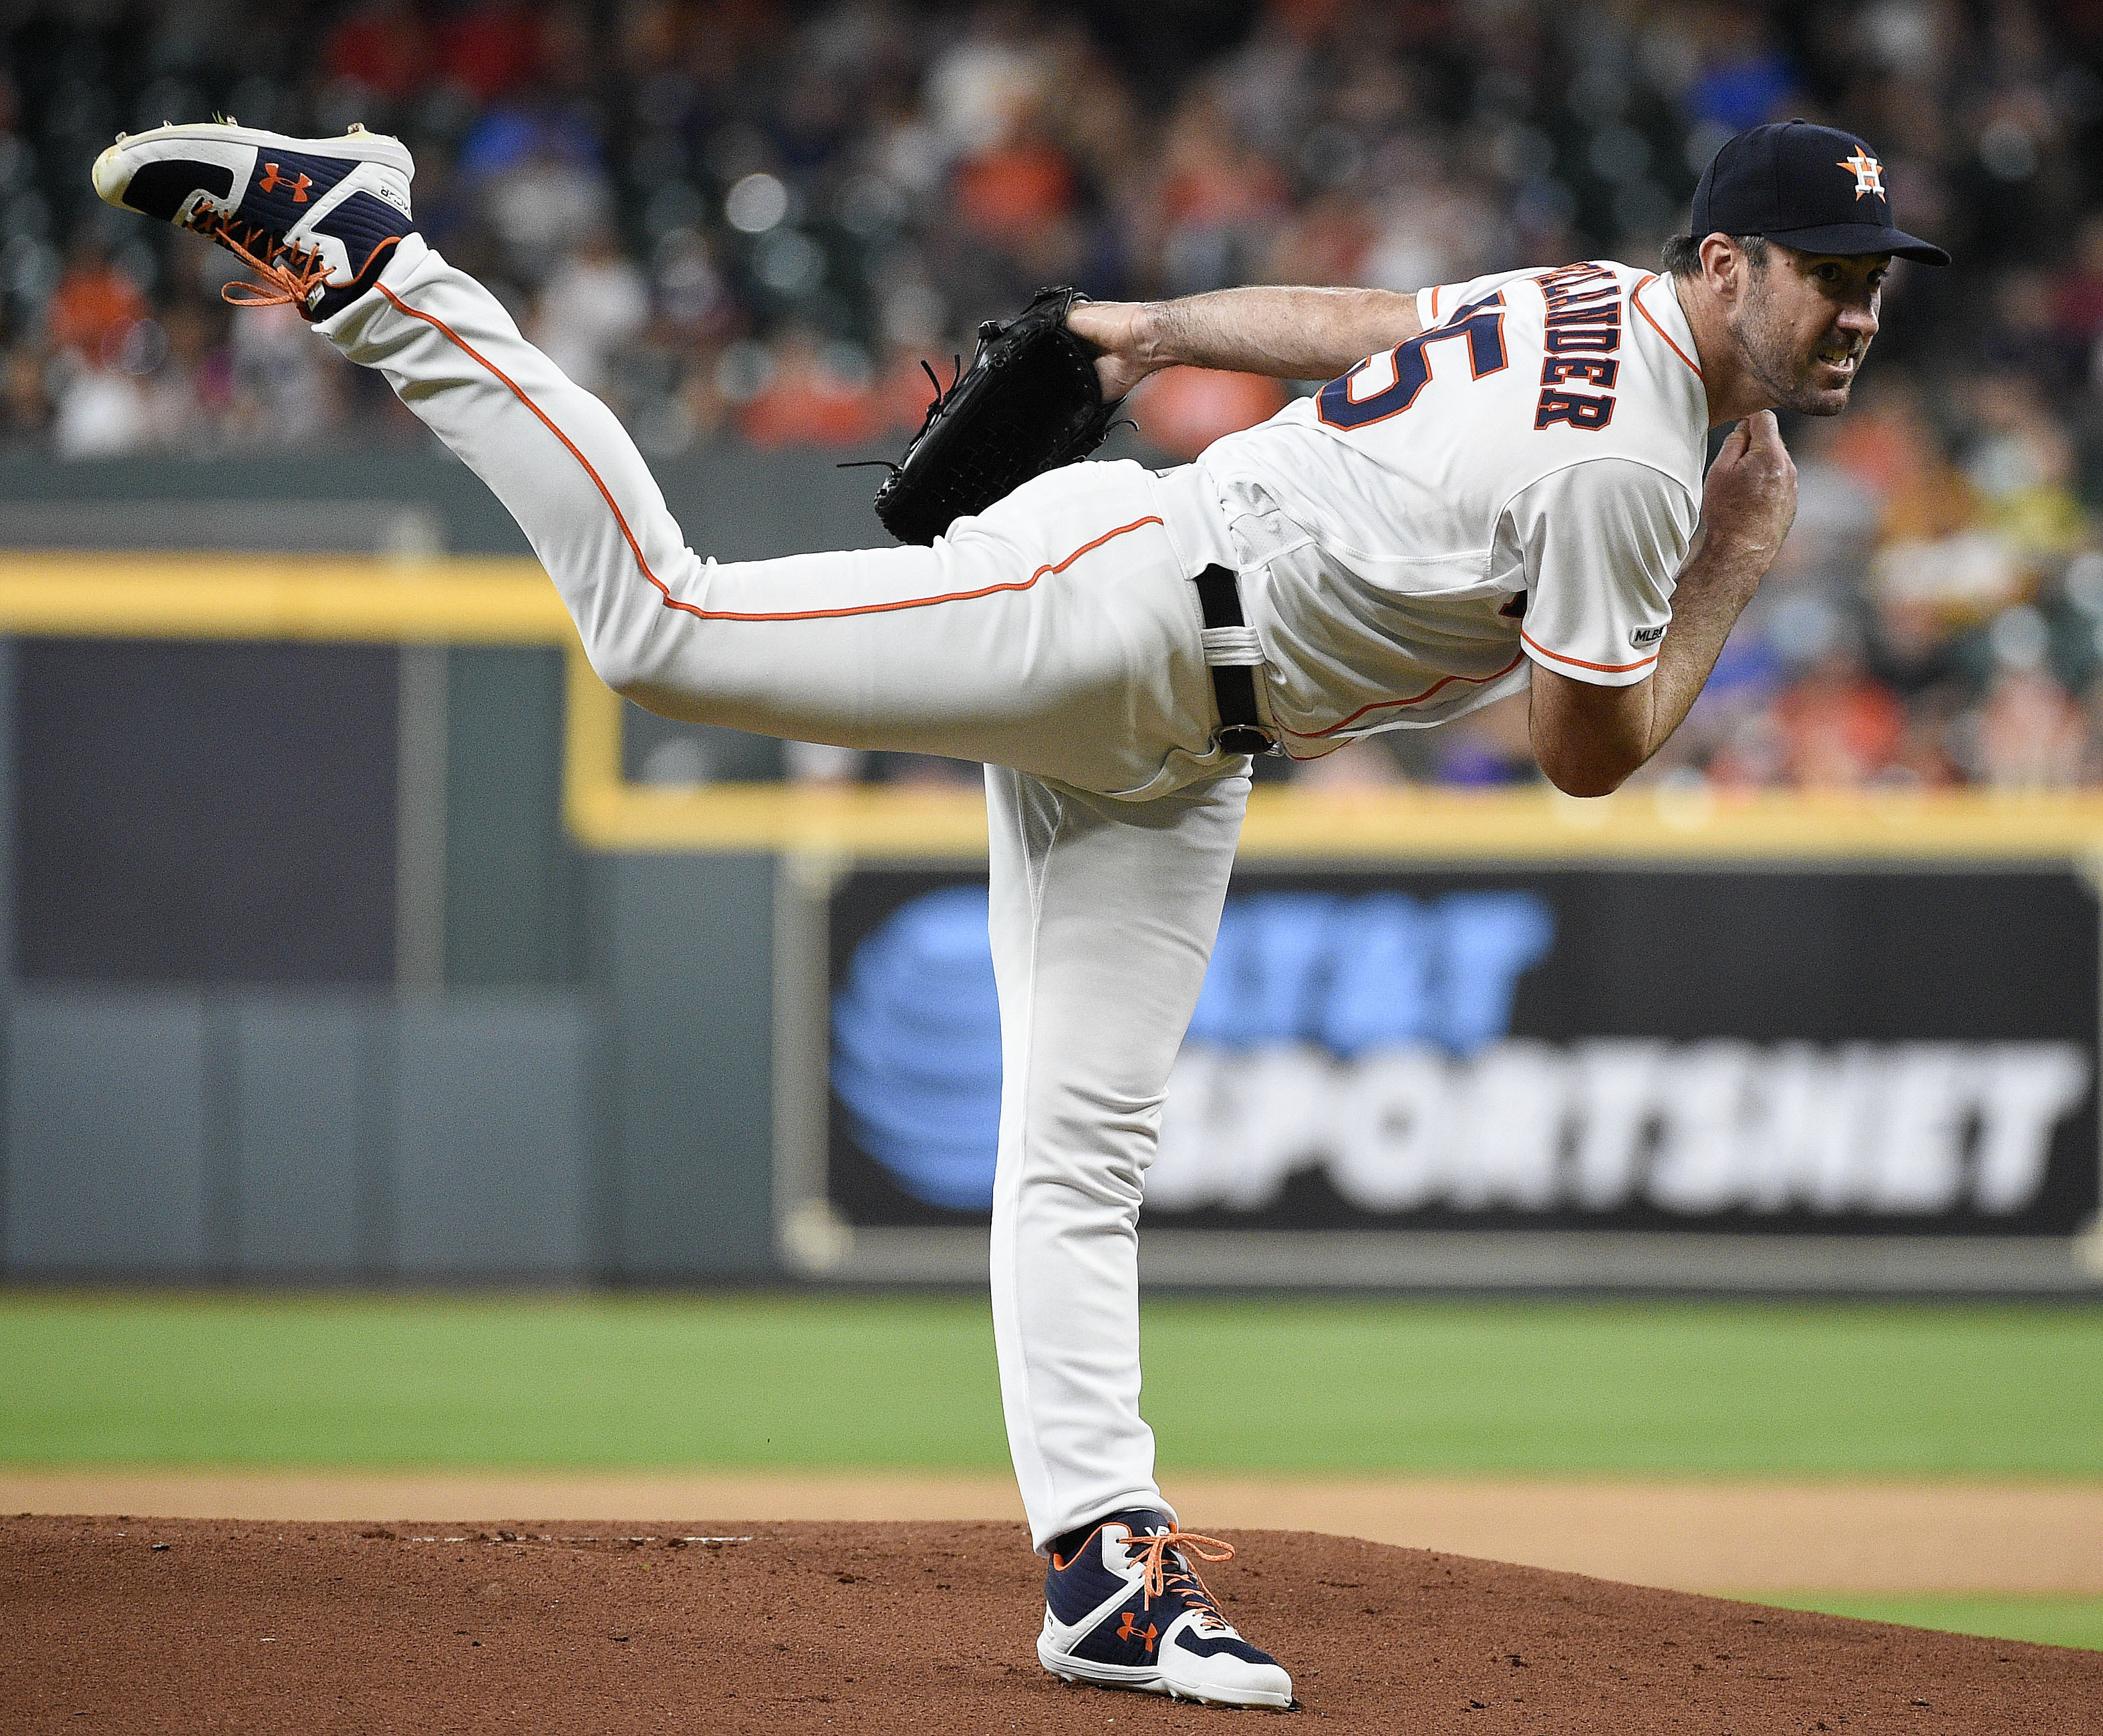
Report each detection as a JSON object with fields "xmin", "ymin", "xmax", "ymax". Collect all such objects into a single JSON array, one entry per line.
[
  {"xmin": 1520, "ymin": 627, "xmax": 1659, "ymax": 674},
  {"xmin": 1278, "ymin": 647, "xmax": 1528, "ymax": 740},
  {"xmin": 1427, "ymin": 285, "xmax": 1441, "ymax": 321},
  {"xmin": 1630, "ymin": 274, "xmax": 1703, "ymax": 380},
  {"xmin": 376, "ymin": 283, "xmax": 1161, "ymax": 624}
]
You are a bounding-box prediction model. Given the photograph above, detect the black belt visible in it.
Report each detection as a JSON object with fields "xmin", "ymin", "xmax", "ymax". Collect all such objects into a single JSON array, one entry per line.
[{"xmin": 1194, "ymin": 565, "xmax": 1278, "ymax": 756}]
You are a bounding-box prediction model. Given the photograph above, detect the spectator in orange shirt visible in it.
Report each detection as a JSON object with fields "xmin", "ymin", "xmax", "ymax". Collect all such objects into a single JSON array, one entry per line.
[
  {"xmin": 45, "ymin": 239, "xmax": 148, "ymax": 367},
  {"xmin": 1825, "ymin": 375, "xmax": 1977, "ymax": 544},
  {"xmin": 1773, "ymin": 650, "xmax": 1908, "ymax": 787},
  {"xmin": 1128, "ymin": 366, "xmax": 1286, "ymax": 462},
  {"xmin": 738, "ymin": 327, "xmax": 887, "ymax": 449},
  {"xmin": 952, "ymin": 120, "xmax": 1075, "ymax": 245}
]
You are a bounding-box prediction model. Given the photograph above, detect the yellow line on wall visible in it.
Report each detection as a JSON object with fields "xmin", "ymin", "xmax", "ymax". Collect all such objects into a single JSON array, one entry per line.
[
  {"xmin": 9, "ymin": 554, "xmax": 2103, "ymax": 863},
  {"xmin": 1239, "ymin": 784, "xmax": 2103, "ymax": 863},
  {"xmin": 0, "ymin": 554, "xmax": 570, "ymax": 643},
  {"xmin": 568, "ymin": 777, "xmax": 2103, "ymax": 863}
]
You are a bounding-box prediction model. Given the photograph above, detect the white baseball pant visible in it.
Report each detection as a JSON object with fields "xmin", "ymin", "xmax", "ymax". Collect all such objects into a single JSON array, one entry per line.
[{"xmin": 321, "ymin": 234, "xmax": 1252, "ymax": 1550}]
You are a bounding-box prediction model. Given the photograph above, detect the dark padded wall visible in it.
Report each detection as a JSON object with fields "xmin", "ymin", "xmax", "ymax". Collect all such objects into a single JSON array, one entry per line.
[
  {"xmin": 598, "ymin": 852, "xmax": 778, "ymax": 1279},
  {"xmin": 15, "ymin": 639, "xmax": 398, "ymax": 985},
  {"xmin": 444, "ymin": 646, "xmax": 585, "ymax": 988},
  {"xmin": 0, "ymin": 448, "xmax": 895, "ymax": 1280}
]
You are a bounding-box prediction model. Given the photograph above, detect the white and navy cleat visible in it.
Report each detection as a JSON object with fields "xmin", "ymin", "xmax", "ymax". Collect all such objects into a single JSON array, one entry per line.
[
  {"xmin": 92, "ymin": 120, "xmax": 415, "ymax": 320},
  {"xmin": 1038, "ymin": 1511, "xmax": 1294, "ymax": 1711}
]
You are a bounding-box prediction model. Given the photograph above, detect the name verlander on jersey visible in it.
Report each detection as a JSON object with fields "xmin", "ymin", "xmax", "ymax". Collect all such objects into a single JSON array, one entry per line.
[{"xmin": 1533, "ymin": 261, "xmax": 1624, "ymax": 432}]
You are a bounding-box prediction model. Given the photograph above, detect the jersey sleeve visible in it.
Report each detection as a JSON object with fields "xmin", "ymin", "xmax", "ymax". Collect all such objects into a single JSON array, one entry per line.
[
  {"xmin": 1415, "ymin": 274, "xmax": 1501, "ymax": 329},
  {"xmin": 1417, "ymin": 264, "xmax": 1581, "ymax": 328},
  {"xmin": 1498, "ymin": 458, "xmax": 1697, "ymax": 688}
]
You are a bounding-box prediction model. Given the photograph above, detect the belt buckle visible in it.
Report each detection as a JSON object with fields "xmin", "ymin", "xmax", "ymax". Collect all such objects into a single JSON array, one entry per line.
[{"xmin": 1214, "ymin": 724, "xmax": 1280, "ymax": 756}]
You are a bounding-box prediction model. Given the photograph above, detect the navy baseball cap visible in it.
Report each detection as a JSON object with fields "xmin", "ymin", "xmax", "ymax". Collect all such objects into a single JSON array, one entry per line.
[{"xmin": 1689, "ymin": 121, "xmax": 1950, "ymax": 265}]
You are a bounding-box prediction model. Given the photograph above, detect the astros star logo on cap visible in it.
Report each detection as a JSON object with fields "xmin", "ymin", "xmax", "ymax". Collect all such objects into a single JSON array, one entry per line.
[
  {"xmin": 1687, "ymin": 122, "xmax": 1948, "ymax": 263},
  {"xmin": 1838, "ymin": 149, "xmax": 1884, "ymax": 198}
]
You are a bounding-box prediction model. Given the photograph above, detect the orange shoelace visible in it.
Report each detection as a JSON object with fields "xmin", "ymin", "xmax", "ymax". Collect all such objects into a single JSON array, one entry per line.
[
  {"xmin": 1122, "ymin": 1527, "xmax": 1236, "ymax": 1625},
  {"xmin": 188, "ymin": 206, "xmax": 336, "ymax": 310}
]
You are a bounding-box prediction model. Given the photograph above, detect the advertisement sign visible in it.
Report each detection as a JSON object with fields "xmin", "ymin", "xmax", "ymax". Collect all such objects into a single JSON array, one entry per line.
[{"xmin": 819, "ymin": 864, "xmax": 2101, "ymax": 1283}]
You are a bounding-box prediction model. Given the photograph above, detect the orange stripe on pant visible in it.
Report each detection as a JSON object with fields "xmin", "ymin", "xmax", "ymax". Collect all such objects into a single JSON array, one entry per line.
[{"xmin": 375, "ymin": 283, "xmax": 1161, "ymax": 623}]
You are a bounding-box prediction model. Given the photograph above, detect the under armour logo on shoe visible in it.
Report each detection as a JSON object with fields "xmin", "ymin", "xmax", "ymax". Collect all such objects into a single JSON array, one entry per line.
[
  {"xmin": 1116, "ymin": 1611, "xmax": 1158, "ymax": 1652},
  {"xmin": 257, "ymin": 163, "xmax": 311, "ymax": 201}
]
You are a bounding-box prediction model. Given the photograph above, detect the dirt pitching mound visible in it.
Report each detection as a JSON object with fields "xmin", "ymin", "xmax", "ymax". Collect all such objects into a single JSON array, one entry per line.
[{"xmin": 3, "ymin": 1517, "xmax": 2096, "ymax": 1733}]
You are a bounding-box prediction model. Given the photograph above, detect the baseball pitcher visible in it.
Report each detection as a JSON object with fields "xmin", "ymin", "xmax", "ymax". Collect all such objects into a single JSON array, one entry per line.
[{"xmin": 92, "ymin": 116, "xmax": 1943, "ymax": 1710}]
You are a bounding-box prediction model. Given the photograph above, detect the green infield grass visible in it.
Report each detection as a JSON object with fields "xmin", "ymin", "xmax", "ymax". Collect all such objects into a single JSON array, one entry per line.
[
  {"xmin": 1755, "ymin": 1594, "xmax": 2103, "ymax": 1654},
  {"xmin": 1, "ymin": 1290, "xmax": 2098, "ymax": 1476}
]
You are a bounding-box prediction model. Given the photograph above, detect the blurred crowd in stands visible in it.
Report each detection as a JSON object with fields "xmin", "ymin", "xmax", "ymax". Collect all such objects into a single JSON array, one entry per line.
[{"xmin": 3, "ymin": 0, "xmax": 2103, "ymax": 792}]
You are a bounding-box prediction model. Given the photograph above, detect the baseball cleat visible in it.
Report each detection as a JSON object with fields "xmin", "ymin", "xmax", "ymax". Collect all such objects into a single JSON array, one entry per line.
[
  {"xmin": 1037, "ymin": 1511, "xmax": 1294, "ymax": 1711},
  {"xmin": 92, "ymin": 120, "xmax": 414, "ymax": 320}
]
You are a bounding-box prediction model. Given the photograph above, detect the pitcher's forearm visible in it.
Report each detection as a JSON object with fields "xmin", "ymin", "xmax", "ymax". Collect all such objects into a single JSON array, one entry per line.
[
  {"xmin": 1137, "ymin": 287, "xmax": 1424, "ymax": 380},
  {"xmin": 1641, "ymin": 545, "xmax": 1768, "ymax": 758}
]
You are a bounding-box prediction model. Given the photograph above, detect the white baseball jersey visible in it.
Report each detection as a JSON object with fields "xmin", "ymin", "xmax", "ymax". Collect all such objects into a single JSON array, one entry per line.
[{"xmin": 1195, "ymin": 260, "xmax": 1709, "ymax": 759}]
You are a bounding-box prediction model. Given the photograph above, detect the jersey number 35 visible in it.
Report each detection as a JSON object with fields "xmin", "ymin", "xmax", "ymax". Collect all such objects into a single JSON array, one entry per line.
[{"xmin": 1316, "ymin": 295, "xmax": 1508, "ymax": 431}]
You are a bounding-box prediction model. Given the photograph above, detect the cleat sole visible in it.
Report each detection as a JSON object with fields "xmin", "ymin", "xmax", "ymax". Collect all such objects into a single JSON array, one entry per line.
[
  {"xmin": 94, "ymin": 120, "xmax": 412, "ymax": 215},
  {"xmin": 1042, "ymin": 1638, "xmax": 1292, "ymax": 1711},
  {"xmin": 104, "ymin": 120, "xmax": 412, "ymax": 173}
]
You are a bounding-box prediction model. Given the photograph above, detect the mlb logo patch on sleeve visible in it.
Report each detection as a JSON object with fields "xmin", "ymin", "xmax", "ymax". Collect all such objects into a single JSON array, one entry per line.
[{"xmin": 1631, "ymin": 625, "xmax": 1665, "ymax": 647}]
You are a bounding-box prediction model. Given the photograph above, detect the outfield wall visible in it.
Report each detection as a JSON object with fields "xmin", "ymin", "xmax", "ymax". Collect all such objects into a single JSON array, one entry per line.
[
  {"xmin": 0, "ymin": 450, "xmax": 837, "ymax": 1284},
  {"xmin": 1, "ymin": 452, "xmax": 2099, "ymax": 1291}
]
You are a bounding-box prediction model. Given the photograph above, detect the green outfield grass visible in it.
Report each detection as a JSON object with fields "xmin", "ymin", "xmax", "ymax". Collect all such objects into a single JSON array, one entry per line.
[
  {"xmin": 1, "ymin": 1290, "xmax": 2097, "ymax": 1477},
  {"xmin": 5, "ymin": 1291, "xmax": 2100, "ymax": 1653},
  {"xmin": 1756, "ymin": 1595, "xmax": 2103, "ymax": 1654}
]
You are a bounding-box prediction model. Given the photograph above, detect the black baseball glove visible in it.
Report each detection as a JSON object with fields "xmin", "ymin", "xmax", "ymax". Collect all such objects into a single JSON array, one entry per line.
[{"xmin": 869, "ymin": 286, "xmax": 1122, "ymax": 546}]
